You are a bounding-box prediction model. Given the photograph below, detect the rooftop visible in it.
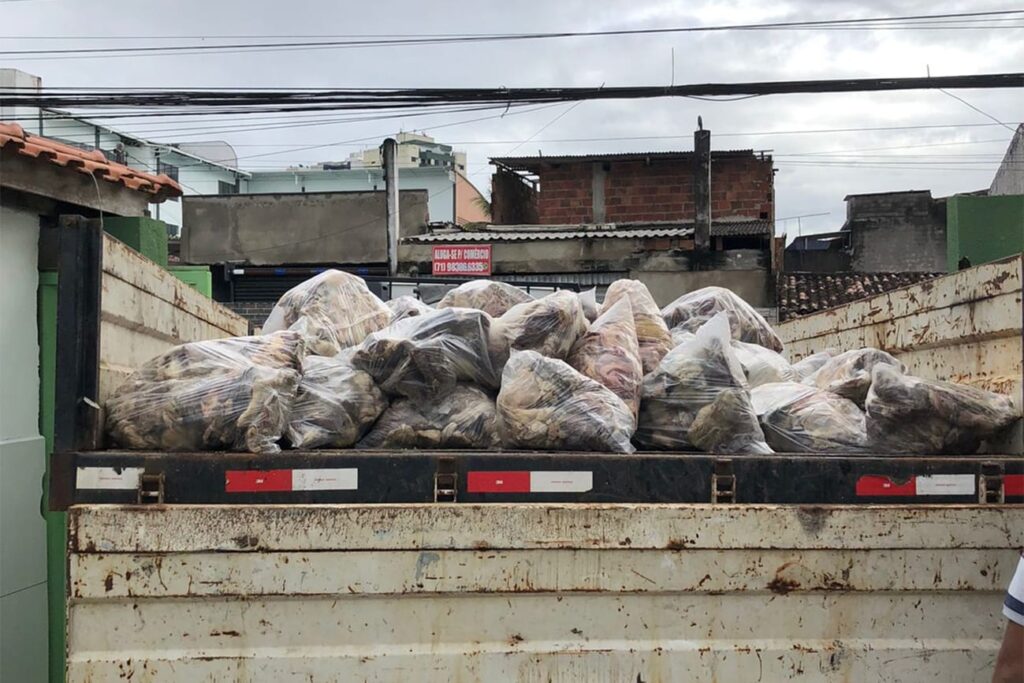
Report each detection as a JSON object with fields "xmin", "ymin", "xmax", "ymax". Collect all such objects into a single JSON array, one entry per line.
[
  {"xmin": 403, "ymin": 219, "xmax": 772, "ymax": 244},
  {"xmin": 491, "ymin": 149, "xmax": 765, "ymax": 172},
  {"xmin": 0, "ymin": 121, "xmax": 182, "ymax": 200},
  {"xmin": 778, "ymin": 271, "xmax": 943, "ymax": 322}
]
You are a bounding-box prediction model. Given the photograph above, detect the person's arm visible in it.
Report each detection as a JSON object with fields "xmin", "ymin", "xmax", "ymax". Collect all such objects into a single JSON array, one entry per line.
[{"xmin": 993, "ymin": 554, "xmax": 1024, "ymax": 683}]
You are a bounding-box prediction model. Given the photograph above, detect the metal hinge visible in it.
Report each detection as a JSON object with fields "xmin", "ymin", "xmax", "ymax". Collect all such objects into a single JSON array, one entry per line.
[
  {"xmin": 979, "ymin": 462, "xmax": 1005, "ymax": 504},
  {"xmin": 137, "ymin": 472, "xmax": 165, "ymax": 504},
  {"xmin": 434, "ymin": 457, "xmax": 457, "ymax": 502},
  {"xmin": 711, "ymin": 459, "xmax": 736, "ymax": 503}
]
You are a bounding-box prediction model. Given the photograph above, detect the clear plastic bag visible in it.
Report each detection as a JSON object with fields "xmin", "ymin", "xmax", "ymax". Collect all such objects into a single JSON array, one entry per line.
[
  {"xmin": 497, "ymin": 350, "xmax": 636, "ymax": 453},
  {"xmin": 436, "ymin": 279, "xmax": 532, "ymax": 317},
  {"xmin": 791, "ymin": 349, "xmax": 839, "ymax": 381},
  {"xmin": 357, "ymin": 384, "xmax": 500, "ymax": 449},
  {"xmin": 751, "ymin": 381, "xmax": 868, "ymax": 453},
  {"xmin": 490, "ymin": 289, "xmax": 588, "ymax": 361},
  {"xmin": 350, "ymin": 307, "xmax": 499, "ymax": 400},
  {"xmin": 636, "ymin": 313, "xmax": 771, "ymax": 454},
  {"xmin": 386, "ymin": 295, "xmax": 433, "ymax": 323},
  {"xmin": 286, "ymin": 352, "xmax": 388, "ymax": 449},
  {"xmin": 661, "ymin": 286, "xmax": 783, "ymax": 352},
  {"xmin": 263, "ymin": 269, "xmax": 391, "ymax": 357},
  {"xmin": 578, "ymin": 287, "xmax": 600, "ymax": 323},
  {"xmin": 732, "ymin": 340, "xmax": 796, "ymax": 388},
  {"xmin": 865, "ymin": 364, "xmax": 1020, "ymax": 454},
  {"xmin": 567, "ymin": 298, "xmax": 643, "ymax": 421},
  {"xmin": 601, "ymin": 279, "xmax": 673, "ymax": 374},
  {"xmin": 804, "ymin": 348, "xmax": 905, "ymax": 406},
  {"xmin": 105, "ymin": 331, "xmax": 303, "ymax": 454}
]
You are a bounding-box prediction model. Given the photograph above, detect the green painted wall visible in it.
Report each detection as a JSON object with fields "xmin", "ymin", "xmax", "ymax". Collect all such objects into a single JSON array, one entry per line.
[
  {"xmin": 37, "ymin": 272, "xmax": 66, "ymax": 683},
  {"xmin": 168, "ymin": 265, "xmax": 213, "ymax": 298},
  {"xmin": 102, "ymin": 216, "xmax": 169, "ymax": 267},
  {"xmin": 947, "ymin": 195, "xmax": 1024, "ymax": 272}
]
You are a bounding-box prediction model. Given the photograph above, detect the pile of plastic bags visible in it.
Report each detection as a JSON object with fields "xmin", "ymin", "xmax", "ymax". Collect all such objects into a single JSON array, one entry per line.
[{"xmin": 105, "ymin": 272, "xmax": 1020, "ymax": 456}]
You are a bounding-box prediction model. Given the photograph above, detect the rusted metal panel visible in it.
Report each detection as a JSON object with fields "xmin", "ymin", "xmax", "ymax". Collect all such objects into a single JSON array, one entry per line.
[
  {"xmin": 71, "ymin": 548, "xmax": 1018, "ymax": 599},
  {"xmin": 98, "ymin": 234, "xmax": 248, "ymax": 400},
  {"xmin": 67, "ymin": 505, "xmax": 1023, "ymax": 681},
  {"xmin": 69, "ymin": 504, "xmax": 1024, "ymax": 553}
]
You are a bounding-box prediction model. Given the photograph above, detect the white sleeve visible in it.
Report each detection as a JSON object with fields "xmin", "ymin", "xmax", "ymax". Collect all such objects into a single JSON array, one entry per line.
[{"xmin": 1004, "ymin": 553, "xmax": 1024, "ymax": 627}]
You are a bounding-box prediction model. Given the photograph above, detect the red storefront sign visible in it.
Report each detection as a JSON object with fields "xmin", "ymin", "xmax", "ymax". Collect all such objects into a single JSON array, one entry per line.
[{"xmin": 432, "ymin": 245, "xmax": 492, "ymax": 276}]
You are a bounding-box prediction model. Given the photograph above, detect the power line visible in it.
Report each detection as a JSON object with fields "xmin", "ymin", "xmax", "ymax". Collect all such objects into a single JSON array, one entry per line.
[{"xmin": 1, "ymin": 10, "xmax": 1021, "ymax": 59}]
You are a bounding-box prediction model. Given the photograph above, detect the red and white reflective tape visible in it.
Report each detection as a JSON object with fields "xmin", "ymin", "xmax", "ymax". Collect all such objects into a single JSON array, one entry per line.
[
  {"xmin": 77, "ymin": 467, "xmax": 144, "ymax": 490},
  {"xmin": 225, "ymin": 468, "xmax": 358, "ymax": 493},
  {"xmin": 467, "ymin": 470, "xmax": 593, "ymax": 494},
  {"xmin": 856, "ymin": 474, "xmax": 975, "ymax": 497}
]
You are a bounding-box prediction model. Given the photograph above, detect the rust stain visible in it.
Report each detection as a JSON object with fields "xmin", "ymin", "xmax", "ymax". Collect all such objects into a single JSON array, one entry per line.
[
  {"xmin": 665, "ymin": 538, "xmax": 691, "ymax": 550},
  {"xmin": 508, "ymin": 633, "xmax": 524, "ymax": 646},
  {"xmin": 698, "ymin": 573, "xmax": 712, "ymax": 588},
  {"xmin": 104, "ymin": 573, "xmax": 114, "ymax": 592},
  {"xmin": 209, "ymin": 629, "xmax": 241, "ymax": 637}
]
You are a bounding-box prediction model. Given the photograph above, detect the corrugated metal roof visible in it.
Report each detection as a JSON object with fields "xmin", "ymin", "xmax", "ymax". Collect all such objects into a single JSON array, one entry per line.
[
  {"xmin": 403, "ymin": 220, "xmax": 771, "ymax": 244},
  {"xmin": 491, "ymin": 150, "xmax": 763, "ymax": 172}
]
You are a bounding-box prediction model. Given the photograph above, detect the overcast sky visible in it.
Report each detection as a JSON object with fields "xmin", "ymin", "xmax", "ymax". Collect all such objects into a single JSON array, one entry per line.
[{"xmin": 3, "ymin": 0, "xmax": 1021, "ymax": 237}]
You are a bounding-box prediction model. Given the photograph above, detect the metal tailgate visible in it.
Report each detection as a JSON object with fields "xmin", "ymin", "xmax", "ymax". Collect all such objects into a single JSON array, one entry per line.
[{"xmin": 67, "ymin": 503, "xmax": 1024, "ymax": 682}]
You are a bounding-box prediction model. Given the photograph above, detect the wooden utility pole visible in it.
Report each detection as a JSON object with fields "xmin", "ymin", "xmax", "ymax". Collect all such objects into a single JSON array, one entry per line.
[
  {"xmin": 382, "ymin": 137, "xmax": 399, "ymax": 275},
  {"xmin": 694, "ymin": 117, "xmax": 711, "ymax": 252}
]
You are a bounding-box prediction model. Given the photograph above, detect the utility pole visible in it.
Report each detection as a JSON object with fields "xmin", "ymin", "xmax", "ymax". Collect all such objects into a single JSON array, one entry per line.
[
  {"xmin": 382, "ymin": 137, "xmax": 399, "ymax": 275},
  {"xmin": 693, "ymin": 117, "xmax": 711, "ymax": 252}
]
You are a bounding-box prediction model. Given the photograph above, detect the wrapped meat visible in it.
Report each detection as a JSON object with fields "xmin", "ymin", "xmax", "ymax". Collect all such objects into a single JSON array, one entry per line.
[
  {"xmin": 602, "ymin": 279, "xmax": 673, "ymax": 373},
  {"xmin": 636, "ymin": 313, "xmax": 771, "ymax": 454},
  {"xmin": 866, "ymin": 365, "xmax": 1020, "ymax": 454},
  {"xmin": 804, "ymin": 348, "xmax": 905, "ymax": 406},
  {"xmin": 751, "ymin": 382, "xmax": 868, "ymax": 453},
  {"xmin": 661, "ymin": 286, "xmax": 783, "ymax": 352},
  {"xmin": 436, "ymin": 279, "xmax": 532, "ymax": 317},
  {"xmin": 791, "ymin": 349, "xmax": 839, "ymax": 381},
  {"xmin": 106, "ymin": 332, "xmax": 303, "ymax": 454},
  {"xmin": 732, "ymin": 341, "xmax": 796, "ymax": 388},
  {"xmin": 263, "ymin": 270, "xmax": 390, "ymax": 357},
  {"xmin": 578, "ymin": 288, "xmax": 600, "ymax": 323},
  {"xmin": 386, "ymin": 295, "xmax": 432, "ymax": 323},
  {"xmin": 358, "ymin": 384, "xmax": 499, "ymax": 449},
  {"xmin": 567, "ymin": 298, "xmax": 643, "ymax": 421},
  {"xmin": 491, "ymin": 289, "xmax": 587, "ymax": 361},
  {"xmin": 497, "ymin": 350, "xmax": 635, "ymax": 453},
  {"xmin": 351, "ymin": 308, "xmax": 499, "ymax": 400},
  {"xmin": 286, "ymin": 353, "xmax": 388, "ymax": 448}
]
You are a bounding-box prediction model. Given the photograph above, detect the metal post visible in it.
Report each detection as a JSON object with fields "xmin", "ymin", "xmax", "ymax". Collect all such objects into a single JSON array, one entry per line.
[
  {"xmin": 382, "ymin": 137, "xmax": 400, "ymax": 275},
  {"xmin": 694, "ymin": 120, "xmax": 711, "ymax": 252}
]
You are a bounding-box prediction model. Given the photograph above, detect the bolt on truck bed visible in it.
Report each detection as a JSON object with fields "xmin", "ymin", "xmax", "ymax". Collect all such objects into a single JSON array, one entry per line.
[{"xmin": 50, "ymin": 224, "xmax": 1023, "ymax": 681}]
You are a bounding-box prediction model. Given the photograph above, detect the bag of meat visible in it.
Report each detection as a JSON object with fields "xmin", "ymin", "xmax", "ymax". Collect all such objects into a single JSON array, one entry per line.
[
  {"xmin": 436, "ymin": 279, "xmax": 532, "ymax": 317},
  {"xmin": 732, "ymin": 340, "xmax": 796, "ymax": 388},
  {"xmin": 578, "ymin": 287, "xmax": 600, "ymax": 323},
  {"xmin": 263, "ymin": 270, "xmax": 391, "ymax": 357},
  {"xmin": 386, "ymin": 295, "xmax": 432, "ymax": 323},
  {"xmin": 567, "ymin": 298, "xmax": 643, "ymax": 421},
  {"xmin": 791, "ymin": 349, "xmax": 839, "ymax": 381},
  {"xmin": 106, "ymin": 331, "xmax": 303, "ymax": 454},
  {"xmin": 286, "ymin": 352, "xmax": 388, "ymax": 449},
  {"xmin": 490, "ymin": 289, "xmax": 588, "ymax": 362},
  {"xmin": 636, "ymin": 313, "xmax": 771, "ymax": 454},
  {"xmin": 358, "ymin": 384, "xmax": 500, "ymax": 449},
  {"xmin": 751, "ymin": 381, "xmax": 868, "ymax": 453},
  {"xmin": 865, "ymin": 364, "xmax": 1020, "ymax": 454},
  {"xmin": 350, "ymin": 308, "xmax": 499, "ymax": 400},
  {"xmin": 497, "ymin": 350, "xmax": 636, "ymax": 453},
  {"xmin": 661, "ymin": 286, "xmax": 783, "ymax": 352},
  {"xmin": 803, "ymin": 348, "xmax": 905, "ymax": 406},
  {"xmin": 601, "ymin": 279, "xmax": 673, "ymax": 373}
]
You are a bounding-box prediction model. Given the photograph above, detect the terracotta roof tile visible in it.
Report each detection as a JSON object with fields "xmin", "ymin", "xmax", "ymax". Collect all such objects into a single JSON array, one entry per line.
[
  {"xmin": 778, "ymin": 272, "xmax": 944, "ymax": 322},
  {"xmin": 0, "ymin": 121, "xmax": 181, "ymax": 201}
]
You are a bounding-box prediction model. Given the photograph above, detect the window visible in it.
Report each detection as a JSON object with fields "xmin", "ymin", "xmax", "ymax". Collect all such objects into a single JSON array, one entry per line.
[
  {"xmin": 157, "ymin": 160, "xmax": 179, "ymax": 182},
  {"xmin": 218, "ymin": 180, "xmax": 238, "ymax": 195}
]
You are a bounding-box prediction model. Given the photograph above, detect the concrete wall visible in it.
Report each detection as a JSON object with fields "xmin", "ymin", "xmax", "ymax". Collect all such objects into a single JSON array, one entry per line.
[
  {"xmin": 991, "ymin": 125, "xmax": 1024, "ymax": 196},
  {"xmin": 847, "ymin": 191, "xmax": 947, "ymax": 272},
  {"xmin": 783, "ymin": 249, "xmax": 851, "ymax": 273},
  {"xmin": 244, "ymin": 166, "xmax": 456, "ymax": 224},
  {"xmin": 0, "ymin": 204, "xmax": 48, "ymax": 683},
  {"xmin": 635, "ymin": 269, "xmax": 772, "ymax": 308},
  {"xmin": 947, "ymin": 194, "xmax": 1024, "ymax": 271},
  {"xmin": 524, "ymin": 154, "xmax": 773, "ymax": 225},
  {"xmin": 183, "ymin": 190, "xmax": 428, "ymax": 266},
  {"xmin": 491, "ymin": 169, "xmax": 538, "ymax": 224}
]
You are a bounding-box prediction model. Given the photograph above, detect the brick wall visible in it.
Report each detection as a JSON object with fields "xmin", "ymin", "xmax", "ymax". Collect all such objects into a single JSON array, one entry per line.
[
  {"xmin": 532, "ymin": 155, "xmax": 773, "ymax": 225},
  {"xmin": 846, "ymin": 192, "xmax": 948, "ymax": 272},
  {"xmin": 224, "ymin": 301, "xmax": 272, "ymax": 329}
]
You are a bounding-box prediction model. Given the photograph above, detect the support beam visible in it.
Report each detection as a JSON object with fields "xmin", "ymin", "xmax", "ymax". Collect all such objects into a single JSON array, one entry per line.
[
  {"xmin": 382, "ymin": 138, "xmax": 400, "ymax": 275},
  {"xmin": 694, "ymin": 125, "xmax": 711, "ymax": 251}
]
